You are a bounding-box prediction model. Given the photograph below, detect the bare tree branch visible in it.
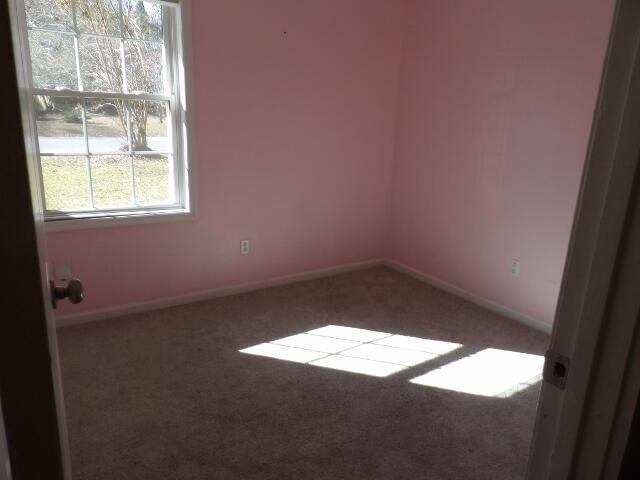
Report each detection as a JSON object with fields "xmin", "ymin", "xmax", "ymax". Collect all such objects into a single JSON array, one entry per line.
[{"xmin": 28, "ymin": 0, "xmax": 163, "ymax": 150}]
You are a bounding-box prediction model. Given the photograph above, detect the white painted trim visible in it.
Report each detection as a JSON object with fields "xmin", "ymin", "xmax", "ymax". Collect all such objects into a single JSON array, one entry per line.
[
  {"xmin": 528, "ymin": 2, "xmax": 640, "ymax": 477},
  {"xmin": 31, "ymin": 88, "xmax": 172, "ymax": 102},
  {"xmin": 56, "ymin": 257, "xmax": 552, "ymax": 335},
  {"xmin": 23, "ymin": 0, "xmax": 196, "ymax": 228},
  {"xmin": 45, "ymin": 208, "xmax": 194, "ymax": 232},
  {"xmin": 384, "ymin": 259, "xmax": 553, "ymax": 335},
  {"xmin": 56, "ymin": 259, "xmax": 386, "ymax": 328},
  {"xmin": 45, "ymin": 0, "xmax": 199, "ymax": 235},
  {"xmin": 177, "ymin": 0, "xmax": 198, "ymax": 224}
]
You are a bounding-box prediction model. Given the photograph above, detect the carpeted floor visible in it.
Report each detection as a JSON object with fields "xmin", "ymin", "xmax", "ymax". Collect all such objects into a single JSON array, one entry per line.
[{"xmin": 57, "ymin": 267, "xmax": 549, "ymax": 480}]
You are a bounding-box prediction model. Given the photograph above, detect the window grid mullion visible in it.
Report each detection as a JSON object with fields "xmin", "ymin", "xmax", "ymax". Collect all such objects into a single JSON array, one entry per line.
[
  {"xmin": 73, "ymin": 1, "xmax": 96, "ymax": 209},
  {"xmin": 32, "ymin": 88, "xmax": 173, "ymax": 103},
  {"xmin": 26, "ymin": 26, "xmax": 164, "ymax": 46},
  {"xmin": 118, "ymin": 0, "xmax": 129, "ymax": 94},
  {"xmin": 129, "ymin": 156, "xmax": 137, "ymax": 206},
  {"xmin": 70, "ymin": 0, "xmax": 79, "ymax": 33},
  {"xmin": 80, "ymin": 99, "xmax": 95, "ymax": 209},
  {"xmin": 121, "ymin": 0, "xmax": 136, "ymax": 207},
  {"xmin": 120, "ymin": 39, "xmax": 128, "ymax": 93},
  {"xmin": 73, "ymin": 36, "xmax": 83, "ymax": 91},
  {"xmin": 125, "ymin": 2, "xmax": 150, "ymax": 207},
  {"xmin": 126, "ymin": 105, "xmax": 138, "ymax": 206},
  {"xmin": 70, "ymin": 0, "xmax": 83, "ymax": 92},
  {"xmin": 37, "ymin": 150, "xmax": 173, "ymax": 157},
  {"xmin": 163, "ymin": 6, "xmax": 181, "ymax": 207}
]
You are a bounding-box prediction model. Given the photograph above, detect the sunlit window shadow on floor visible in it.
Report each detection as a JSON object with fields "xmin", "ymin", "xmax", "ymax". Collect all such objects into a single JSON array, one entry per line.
[
  {"xmin": 410, "ymin": 348, "xmax": 544, "ymax": 398},
  {"xmin": 240, "ymin": 325, "xmax": 544, "ymax": 396},
  {"xmin": 240, "ymin": 325, "xmax": 462, "ymax": 377}
]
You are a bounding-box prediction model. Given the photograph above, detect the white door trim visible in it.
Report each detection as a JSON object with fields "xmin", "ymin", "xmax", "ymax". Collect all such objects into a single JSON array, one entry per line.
[{"xmin": 528, "ymin": 0, "xmax": 640, "ymax": 477}]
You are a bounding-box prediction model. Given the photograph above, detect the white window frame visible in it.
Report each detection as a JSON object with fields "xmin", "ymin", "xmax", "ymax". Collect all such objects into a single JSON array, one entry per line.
[{"xmin": 15, "ymin": 0, "xmax": 195, "ymax": 231}]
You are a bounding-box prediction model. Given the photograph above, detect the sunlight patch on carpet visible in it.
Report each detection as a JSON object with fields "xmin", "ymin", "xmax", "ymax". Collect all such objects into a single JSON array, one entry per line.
[
  {"xmin": 410, "ymin": 348, "xmax": 544, "ymax": 398},
  {"xmin": 240, "ymin": 325, "xmax": 462, "ymax": 378}
]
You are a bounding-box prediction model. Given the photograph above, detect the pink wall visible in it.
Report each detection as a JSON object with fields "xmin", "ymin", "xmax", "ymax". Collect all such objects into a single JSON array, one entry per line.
[
  {"xmin": 47, "ymin": 0, "xmax": 406, "ymax": 314},
  {"xmin": 47, "ymin": 0, "xmax": 614, "ymax": 325},
  {"xmin": 388, "ymin": 0, "xmax": 614, "ymax": 324}
]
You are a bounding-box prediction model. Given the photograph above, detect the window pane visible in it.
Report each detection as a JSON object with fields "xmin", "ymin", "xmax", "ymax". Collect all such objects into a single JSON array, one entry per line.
[
  {"xmin": 76, "ymin": 0, "xmax": 120, "ymax": 36},
  {"xmin": 125, "ymin": 40, "xmax": 163, "ymax": 94},
  {"xmin": 128, "ymin": 100, "xmax": 170, "ymax": 152},
  {"xmin": 134, "ymin": 154, "xmax": 174, "ymax": 205},
  {"xmin": 122, "ymin": 1, "xmax": 162, "ymax": 41},
  {"xmin": 90, "ymin": 155, "xmax": 132, "ymax": 208},
  {"xmin": 25, "ymin": 0, "xmax": 73, "ymax": 31},
  {"xmin": 79, "ymin": 37, "xmax": 124, "ymax": 92},
  {"xmin": 28, "ymin": 31, "xmax": 78, "ymax": 90},
  {"xmin": 85, "ymin": 99, "xmax": 128, "ymax": 153},
  {"xmin": 35, "ymin": 96, "xmax": 85, "ymax": 155},
  {"xmin": 41, "ymin": 156, "xmax": 90, "ymax": 211}
]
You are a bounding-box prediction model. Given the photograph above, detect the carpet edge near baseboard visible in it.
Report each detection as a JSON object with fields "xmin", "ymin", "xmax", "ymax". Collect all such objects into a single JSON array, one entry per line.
[
  {"xmin": 384, "ymin": 259, "xmax": 553, "ymax": 335},
  {"xmin": 56, "ymin": 258, "xmax": 553, "ymax": 335},
  {"xmin": 55, "ymin": 259, "xmax": 386, "ymax": 328}
]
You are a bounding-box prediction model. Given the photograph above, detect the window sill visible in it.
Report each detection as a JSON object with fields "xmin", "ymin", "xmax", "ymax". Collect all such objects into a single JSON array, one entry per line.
[{"xmin": 44, "ymin": 208, "xmax": 195, "ymax": 233}]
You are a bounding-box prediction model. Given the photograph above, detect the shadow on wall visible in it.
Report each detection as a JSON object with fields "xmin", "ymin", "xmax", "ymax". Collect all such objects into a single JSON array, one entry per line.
[{"xmin": 240, "ymin": 324, "xmax": 544, "ymax": 398}]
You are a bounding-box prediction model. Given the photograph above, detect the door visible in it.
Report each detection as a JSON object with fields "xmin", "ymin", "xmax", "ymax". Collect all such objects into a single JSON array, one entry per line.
[
  {"xmin": 528, "ymin": 0, "xmax": 640, "ymax": 477},
  {"xmin": 0, "ymin": 0, "xmax": 72, "ymax": 478},
  {"xmin": 0, "ymin": 397, "xmax": 9, "ymax": 480}
]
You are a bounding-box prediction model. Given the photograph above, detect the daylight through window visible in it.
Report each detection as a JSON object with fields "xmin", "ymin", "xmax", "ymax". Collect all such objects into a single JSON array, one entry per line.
[{"xmin": 23, "ymin": 0, "xmax": 188, "ymax": 219}]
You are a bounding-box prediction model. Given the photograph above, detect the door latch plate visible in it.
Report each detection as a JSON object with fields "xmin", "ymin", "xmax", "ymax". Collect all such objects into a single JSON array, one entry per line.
[{"xmin": 544, "ymin": 349, "xmax": 570, "ymax": 390}]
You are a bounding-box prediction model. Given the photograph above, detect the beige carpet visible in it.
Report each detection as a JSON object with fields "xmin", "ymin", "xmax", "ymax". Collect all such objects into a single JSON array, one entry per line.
[{"xmin": 58, "ymin": 267, "xmax": 549, "ymax": 479}]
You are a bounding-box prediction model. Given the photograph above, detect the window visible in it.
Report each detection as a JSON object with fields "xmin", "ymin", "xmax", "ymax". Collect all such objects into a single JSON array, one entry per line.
[{"xmin": 21, "ymin": 0, "xmax": 190, "ymax": 223}]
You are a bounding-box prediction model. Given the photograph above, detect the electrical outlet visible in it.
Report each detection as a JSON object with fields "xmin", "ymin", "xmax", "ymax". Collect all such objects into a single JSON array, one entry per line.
[
  {"xmin": 240, "ymin": 240, "xmax": 251, "ymax": 256},
  {"xmin": 510, "ymin": 259, "xmax": 521, "ymax": 278}
]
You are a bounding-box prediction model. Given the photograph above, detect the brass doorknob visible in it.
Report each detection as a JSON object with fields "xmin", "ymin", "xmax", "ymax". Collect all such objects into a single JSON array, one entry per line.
[{"xmin": 50, "ymin": 278, "xmax": 84, "ymax": 309}]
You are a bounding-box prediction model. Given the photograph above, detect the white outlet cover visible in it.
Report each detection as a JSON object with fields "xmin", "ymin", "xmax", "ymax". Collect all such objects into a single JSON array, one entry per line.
[{"xmin": 511, "ymin": 259, "xmax": 521, "ymax": 278}]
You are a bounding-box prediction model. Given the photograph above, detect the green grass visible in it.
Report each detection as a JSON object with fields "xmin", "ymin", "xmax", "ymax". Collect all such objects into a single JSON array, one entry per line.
[{"xmin": 41, "ymin": 155, "xmax": 172, "ymax": 212}]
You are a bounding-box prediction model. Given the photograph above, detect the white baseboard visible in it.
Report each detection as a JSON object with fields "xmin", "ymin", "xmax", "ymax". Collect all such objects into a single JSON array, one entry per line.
[
  {"xmin": 56, "ymin": 259, "xmax": 386, "ymax": 328},
  {"xmin": 384, "ymin": 259, "xmax": 552, "ymax": 335},
  {"xmin": 57, "ymin": 257, "xmax": 552, "ymax": 335}
]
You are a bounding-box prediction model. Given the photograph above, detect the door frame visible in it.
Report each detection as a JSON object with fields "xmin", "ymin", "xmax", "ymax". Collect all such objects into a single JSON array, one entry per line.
[{"xmin": 527, "ymin": 0, "xmax": 640, "ymax": 477}]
